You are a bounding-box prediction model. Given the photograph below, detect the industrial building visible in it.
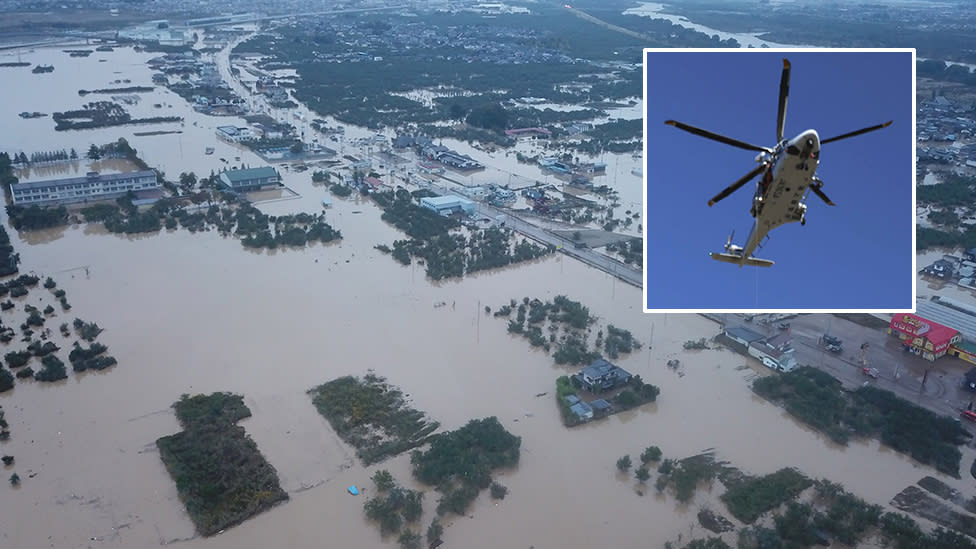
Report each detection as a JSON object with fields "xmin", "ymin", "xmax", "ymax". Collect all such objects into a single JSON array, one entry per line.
[
  {"xmin": 218, "ymin": 167, "xmax": 280, "ymax": 192},
  {"xmin": 912, "ymin": 298, "xmax": 976, "ymax": 363},
  {"xmin": 10, "ymin": 170, "xmax": 159, "ymax": 206},
  {"xmin": 420, "ymin": 195, "xmax": 476, "ymax": 217},
  {"xmin": 118, "ymin": 20, "xmax": 190, "ymax": 46}
]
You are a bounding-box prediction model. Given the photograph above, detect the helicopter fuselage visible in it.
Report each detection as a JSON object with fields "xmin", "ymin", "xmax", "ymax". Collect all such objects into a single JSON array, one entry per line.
[{"xmin": 735, "ymin": 129, "xmax": 821, "ymax": 264}]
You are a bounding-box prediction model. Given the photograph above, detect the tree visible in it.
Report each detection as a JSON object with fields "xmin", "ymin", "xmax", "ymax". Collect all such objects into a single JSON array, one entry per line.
[
  {"xmin": 367, "ymin": 468, "xmax": 392, "ymax": 489},
  {"xmin": 641, "ymin": 446, "xmax": 662, "ymax": 464},
  {"xmin": 635, "ymin": 467, "xmax": 650, "ymax": 483},
  {"xmin": 397, "ymin": 530, "xmax": 421, "ymax": 549},
  {"xmin": 87, "ymin": 144, "xmax": 101, "ymax": 160},
  {"xmin": 426, "ymin": 519, "xmax": 443, "ymax": 544},
  {"xmin": 0, "ymin": 368, "xmax": 12, "ymax": 393},
  {"xmin": 69, "ymin": 148, "xmax": 77, "ymax": 159},
  {"xmin": 401, "ymin": 490, "xmax": 423, "ymax": 522},
  {"xmin": 9, "ymin": 472, "xmax": 19, "ymax": 486},
  {"xmin": 179, "ymin": 172, "xmax": 197, "ymax": 194},
  {"xmin": 449, "ymin": 103, "xmax": 467, "ymax": 122},
  {"xmin": 291, "ymin": 141, "xmax": 304, "ymax": 154},
  {"xmin": 616, "ymin": 455, "xmax": 632, "ymax": 471},
  {"xmin": 465, "ymin": 103, "xmax": 509, "ymax": 132}
]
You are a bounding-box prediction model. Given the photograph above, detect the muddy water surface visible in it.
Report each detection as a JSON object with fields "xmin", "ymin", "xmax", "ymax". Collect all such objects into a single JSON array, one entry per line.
[{"xmin": 0, "ymin": 44, "xmax": 969, "ymax": 549}]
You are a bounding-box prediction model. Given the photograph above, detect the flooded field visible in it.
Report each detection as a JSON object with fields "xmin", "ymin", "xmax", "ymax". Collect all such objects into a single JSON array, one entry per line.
[{"xmin": 0, "ymin": 43, "xmax": 972, "ymax": 549}]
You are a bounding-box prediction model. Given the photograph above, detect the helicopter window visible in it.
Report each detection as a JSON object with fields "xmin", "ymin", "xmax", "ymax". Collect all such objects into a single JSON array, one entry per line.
[
  {"xmin": 786, "ymin": 145, "xmax": 800, "ymax": 156},
  {"xmin": 811, "ymin": 150, "xmax": 819, "ymax": 159}
]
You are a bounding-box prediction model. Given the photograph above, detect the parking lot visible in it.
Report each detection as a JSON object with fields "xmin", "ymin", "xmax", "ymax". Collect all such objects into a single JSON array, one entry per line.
[{"xmin": 708, "ymin": 313, "xmax": 976, "ymax": 419}]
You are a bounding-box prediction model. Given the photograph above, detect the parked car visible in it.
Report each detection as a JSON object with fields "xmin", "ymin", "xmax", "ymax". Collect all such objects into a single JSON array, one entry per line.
[
  {"xmin": 862, "ymin": 367, "xmax": 879, "ymax": 379},
  {"xmin": 826, "ymin": 344, "xmax": 842, "ymax": 353},
  {"xmin": 823, "ymin": 334, "xmax": 842, "ymax": 347},
  {"xmin": 778, "ymin": 322, "xmax": 790, "ymax": 330}
]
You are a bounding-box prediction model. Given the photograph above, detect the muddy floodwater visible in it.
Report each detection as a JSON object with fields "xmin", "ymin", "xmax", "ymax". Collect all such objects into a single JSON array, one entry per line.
[{"xmin": 0, "ymin": 45, "xmax": 972, "ymax": 549}]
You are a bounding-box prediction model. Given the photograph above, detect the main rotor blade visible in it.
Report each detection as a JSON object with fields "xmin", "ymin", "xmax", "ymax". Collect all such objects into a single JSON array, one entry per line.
[
  {"xmin": 810, "ymin": 183, "xmax": 835, "ymax": 206},
  {"xmin": 665, "ymin": 120, "xmax": 772, "ymax": 153},
  {"xmin": 820, "ymin": 121, "xmax": 893, "ymax": 145},
  {"xmin": 776, "ymin": 58, "xmax": 791, "ymax": 143},
  {"xmin": 708, "ymin": 163, "xmax": 767, "ymax": 207}
]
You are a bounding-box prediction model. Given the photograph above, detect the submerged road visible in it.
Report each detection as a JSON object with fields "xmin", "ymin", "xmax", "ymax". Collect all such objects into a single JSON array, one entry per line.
[
  {"xmin": 479, "ymin": 203, "xmax": 644, "ymax": 289},
  {"xmin": 419, "ymin": 178, "xmax": 645, "ymax": 289}
]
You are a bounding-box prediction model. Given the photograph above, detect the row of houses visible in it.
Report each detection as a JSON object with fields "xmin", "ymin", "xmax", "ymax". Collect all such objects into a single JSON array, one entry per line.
[
  {"xmin": 391, "ymin": 135, "xmax": 484, "ymax": 171},
  {"xmin": 216, "ymin": 123, "xmax": 285, "ymax": 143}
]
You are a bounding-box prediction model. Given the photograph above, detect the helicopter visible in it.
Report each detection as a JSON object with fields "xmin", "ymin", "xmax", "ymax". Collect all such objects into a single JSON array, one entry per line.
[{"xmin": 664, "ymin": 58, "xmax": 892, "ymax": 268}]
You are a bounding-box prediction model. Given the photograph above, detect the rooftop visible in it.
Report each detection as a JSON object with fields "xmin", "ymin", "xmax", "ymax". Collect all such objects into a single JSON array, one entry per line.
[
  {"xmin": 580, "ymin": 358, "xmax": 631, "ymax": 380},
  {"xmin": 917, "ymin": 300, "xmax": 976, "ymax": 342},
  {"xmin": 221, "ymin": 166, "xmax": 278, "ymax": 182},
  {"xmin": 726, "ymin": 326, "xmax": 764, "ymax": 343},
  {"xmin": 11, "ymin": 170, "xmax": 156, "ymax": 191},
  {"xmin": 421, "ymin": 195, "xmax": 474, "ymax": 207},
  {"xmin": 890, "ymin": 313, "xmax": 959, "ymax": 346}
]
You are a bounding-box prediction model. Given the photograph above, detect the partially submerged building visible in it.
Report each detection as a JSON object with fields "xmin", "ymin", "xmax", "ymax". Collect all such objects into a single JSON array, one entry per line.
[
  {"xmin": 218, "ymin": 166, "xmax": 280, "ymax": 192},
  {"xmin": 216, "ymin": 125, "xmax": 256, "ymax": 143},
  {"xmin": 420, "ymin": 195, "xmax": 476, "ymax": 217},
  {"xmin": 564, "ymin": 394, "xmax": 593, "ymax": 421},
  {"xmin": 10, "ymin": 170, "xmax": 159, "ymax": 206},
  {"xmin": 722, "ymin": 326, "xmax": 796, "ymax": 372}
]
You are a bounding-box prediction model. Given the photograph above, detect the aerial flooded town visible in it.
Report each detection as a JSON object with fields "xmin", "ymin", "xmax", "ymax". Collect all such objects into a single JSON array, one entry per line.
[{"xmin": 2, "ymin": 0, "xmax": 976, "ymax": 548}]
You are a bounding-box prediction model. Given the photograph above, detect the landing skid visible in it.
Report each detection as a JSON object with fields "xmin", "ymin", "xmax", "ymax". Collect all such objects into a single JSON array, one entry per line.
[{"xmin": 709, "ymin": 252, "xmax": 775, "ymax": 268}]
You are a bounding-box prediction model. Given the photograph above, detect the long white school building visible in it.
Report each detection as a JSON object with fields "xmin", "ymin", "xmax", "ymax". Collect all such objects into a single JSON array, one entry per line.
[{"xmin": 10, "ymin": 170, "xmax": 159, "ymax": 206}]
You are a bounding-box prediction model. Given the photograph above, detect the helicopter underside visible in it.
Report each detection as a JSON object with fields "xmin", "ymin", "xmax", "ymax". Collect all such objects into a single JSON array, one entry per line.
[{"xmin": 747, "ymin": 154, "xmax": 819, "ymax": 247}]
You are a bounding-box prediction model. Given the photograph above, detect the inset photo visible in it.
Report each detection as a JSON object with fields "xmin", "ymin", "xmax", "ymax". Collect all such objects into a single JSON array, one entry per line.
[{"xmin": 642, "ymin": 48, "xmax": 915, "ymax": 312}]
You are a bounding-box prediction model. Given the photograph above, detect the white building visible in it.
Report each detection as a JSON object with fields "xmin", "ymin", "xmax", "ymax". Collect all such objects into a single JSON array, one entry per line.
[
  {"xmin": 10, "ymin": 170, "xmax": 159, "ymax": 206},
  {"xmin": 420, "ymin": 195, "xmax": 476, "ymax": 216},
  {"xmin": 216, "ymin": 126, "xmax": 256, "ymax": 143},
  {"xmin": 748, "ymin": 333, "xmax": 797, "ymax": 373}
]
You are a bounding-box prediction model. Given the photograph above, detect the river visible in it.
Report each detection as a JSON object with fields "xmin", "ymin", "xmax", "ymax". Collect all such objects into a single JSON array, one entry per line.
[
  {"xmin": 623, "ymin": 2, "xmax": 814, "ymax": 49},
  {"xmin": 0, "ymin": 40, "xmax": 971, "ymax": 549}
]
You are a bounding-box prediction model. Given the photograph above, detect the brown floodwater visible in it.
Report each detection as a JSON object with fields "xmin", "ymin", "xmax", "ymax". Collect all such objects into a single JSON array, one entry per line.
[{"xmin": 0, "ymin": 43, "xmax": 971, "ymax": 549}]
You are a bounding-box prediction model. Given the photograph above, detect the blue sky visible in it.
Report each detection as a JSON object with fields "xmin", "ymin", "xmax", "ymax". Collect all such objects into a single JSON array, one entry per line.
[{"xmin": 644, "ymin": 50, "xmax": 914, "ymax": 311}]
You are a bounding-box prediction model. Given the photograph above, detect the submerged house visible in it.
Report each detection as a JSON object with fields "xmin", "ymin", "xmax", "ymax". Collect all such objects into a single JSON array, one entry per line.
[{"xmin": 572, "ymin": 359, "xmax": 632, "ymax": 393}]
